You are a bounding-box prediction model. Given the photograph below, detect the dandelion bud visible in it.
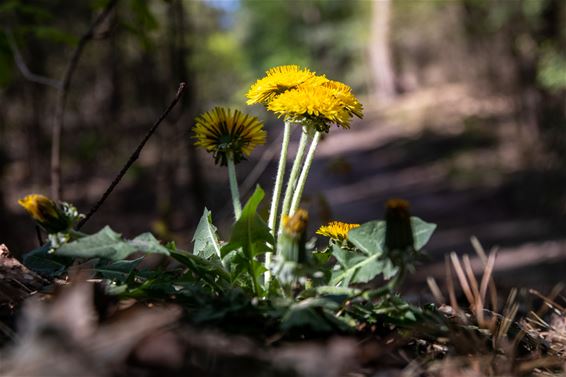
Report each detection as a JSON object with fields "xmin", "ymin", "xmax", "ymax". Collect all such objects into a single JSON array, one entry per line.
[
  {"xmin": 384, "ymin": 198, "xmax": 414, "ymax": 252},
  {"xmin": 282, "ymin": 209, "xmax": 309, "ymax": 236},
  {"xmin": 278, "ymin": 209, "xmax": 309, "ymax": 263},
  {"xmin": 18, "ymin": 194, "xmax": 72, "ymax": 234}
]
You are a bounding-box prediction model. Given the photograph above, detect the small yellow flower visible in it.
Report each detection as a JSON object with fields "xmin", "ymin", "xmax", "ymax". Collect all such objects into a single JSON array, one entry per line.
[
  {"xmin": 246, "ymin": 65, "xmax": 327, "ymax": 105},
  {"xmin": 316, "ymin": 221, "xmax": 360, "ymax": 242},
  {"xmin": 18, "ymin": 194, "xmax": 70, "ymax": 233},
  {"xmin": 267, "ymin": 84, "xmax": 353, "ymax": 131},
  {"xmin": 193, "ymin": 107, "xmax": 266, "ymax": 165}
]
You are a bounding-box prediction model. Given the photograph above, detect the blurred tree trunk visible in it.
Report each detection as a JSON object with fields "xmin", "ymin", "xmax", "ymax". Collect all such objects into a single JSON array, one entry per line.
[
  {"xmin": 22, "ymin": 30, "xmax": 47, "ymax": 185},
  {"xmin": 175, "ymin": 1, "xmax": 205, "ymax": 218},
  {"xmin": 369, "ymin": 0, "xmax": 396, "ymax": 102},
  {"xmin": 108, "ymin": 8, "xmax": 121, "ymax": 125},
  {"xmin": 0, "ymin": 110, "xmax": 6, "ymax": 212},
  {"xmin": 161, "ymin": 0, "xmax": 205, "ymax": 232},
  {"xmin": 509, "ymin": 0, "xmax": 564, "ymax": 144}
]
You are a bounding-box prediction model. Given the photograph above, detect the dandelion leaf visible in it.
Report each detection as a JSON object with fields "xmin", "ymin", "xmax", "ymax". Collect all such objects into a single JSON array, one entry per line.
[
  {"xmin": 56, "ymin": 226, "xmax": 169, "ymax": 261},
  {"xmin": 192, "ymin": 208, "xmax": 222, "ymax": 259}
]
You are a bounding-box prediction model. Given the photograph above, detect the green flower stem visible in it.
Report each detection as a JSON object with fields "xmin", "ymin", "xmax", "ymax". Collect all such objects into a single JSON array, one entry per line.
[
  {"xmin": 227, "ymin": 154, "xmax": 242, "ymax": 220},
  {"xmin": 268, "ymin": 121, "xmax": 292, "ymax": 235},
  {"xmin": 265, "ymin": 121, "xmax": 292, "ymax": 287},
  {"xmin": 289, "ymin": 130, "xmax": 321, "ymax": 216},
  {"xmin": 278, "ymin": 127, "xmax": 309, "ymax": 234}
]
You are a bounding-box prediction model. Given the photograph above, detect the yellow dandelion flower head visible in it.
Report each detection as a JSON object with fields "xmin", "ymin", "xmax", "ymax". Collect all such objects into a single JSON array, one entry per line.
[
  {"xmin": 267, "ymin": 84, "xmax": 353, "ymax": 132},
  {"xmin": 323, "ymin": 80, "xmax": 364, "ymax": 119},
  {"xmin": 316, "ymin": 221, "xmax": 360, "ymax": 242},
  {"xmin": 246, "ymin": 65, "xmax": 327, "ymax": 106},
  {"xmin": 193, "ymin": 107, "xmax": 266, "ymax": 165},
  {"xmin": 18, "ymin": 194, "xmax": 71, "ymax": 233},
  {"xmin": 282, "ymin": 208, "xmax": 309, "ymax": 236},
  {"xmin": 18, "ymin": 194, "xmax": 58, "ymax": 222}
]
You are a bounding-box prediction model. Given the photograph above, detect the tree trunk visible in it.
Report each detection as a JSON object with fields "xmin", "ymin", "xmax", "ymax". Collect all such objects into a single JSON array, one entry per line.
[
  {"xmin": 173, "ymin": 0, "xmax": 206, "ymax": 219},
  {"xmin": 369, "ymin": 0, "xmax": 396, "ymax": 102}
]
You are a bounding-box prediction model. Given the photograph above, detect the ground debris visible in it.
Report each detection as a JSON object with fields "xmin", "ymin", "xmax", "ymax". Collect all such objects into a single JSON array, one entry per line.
[{"xmin": 0, "ymin": 244, "xmax": 48, "ymax": 306}]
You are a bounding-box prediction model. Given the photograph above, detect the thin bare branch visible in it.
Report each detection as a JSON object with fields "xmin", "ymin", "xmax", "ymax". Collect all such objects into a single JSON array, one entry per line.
[
  {"xmin": 76, "ymin": 82, "xmax": 188, "ymax": 230},
  {"xmin": 3, "ymin": 28, "xmax": 63, "ymax": 90}
]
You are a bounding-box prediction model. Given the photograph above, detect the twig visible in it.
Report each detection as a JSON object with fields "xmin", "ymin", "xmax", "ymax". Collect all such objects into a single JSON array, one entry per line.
[
  {"xmin": 51, "ymin": 0, "xmax": 119, "ymax": 200},
  {"xmin": 76, "ymin": 82, "xmax": 188, "ymax": 230},
  {"xmin": 3, "ymin": 28, "xmax": 63, "ymax": 90}
]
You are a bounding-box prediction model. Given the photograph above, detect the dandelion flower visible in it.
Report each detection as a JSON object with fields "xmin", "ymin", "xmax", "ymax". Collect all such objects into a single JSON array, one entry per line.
[
  {"xmin": 316, "ymin": 221, "xmax": 360, "ymax": 242},
  {"xmin": 246, "ymin": 65, "xmax": 327, "ymax": 105},
  {"xmin": 267, "ymin": 84, "xmax": 353, "ymax": 131},
  {"xmin": 18, "ymin": 194, "xmax": 71, "ymax": 233},
  {"xmin": 323, "ymin": 80, "xmax": 364, "ymax": 119},
  {"xmin": 193, "ymin": 107, "xmax": 266, "ymax": 165}
]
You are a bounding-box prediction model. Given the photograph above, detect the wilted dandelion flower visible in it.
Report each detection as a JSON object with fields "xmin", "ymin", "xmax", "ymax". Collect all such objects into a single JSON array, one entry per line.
[
  {"xmin": 193, "ymin": 107, "xmax": 266, "ymax": 165},
  {"xmin": 267, "ymin": 84, "xmax": 354, "ymax": 131},
  {"xmin": 246, "ymin": 65, "xmax": 327, "ymax": 105},
  {"xmin": 316, "ymin": 221, "xmax": 360, "ymax": 242},
  {"xmin": 18, "ymin": 194, "xmax": 72, "ymax": 233}
]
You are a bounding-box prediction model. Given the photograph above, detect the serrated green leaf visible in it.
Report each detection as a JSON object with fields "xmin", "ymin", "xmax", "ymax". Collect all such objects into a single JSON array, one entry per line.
[
  {"xmin": 348, "ymin": 221, "xmax": 385, "ymax": 256},
  {"xmin": 95, "ymin": 257, "xmax": 144, "ymax": 281},
  {"xmin": 192, "ymin": 208, "xmax": 222, "ymax": 259},
  {"xmin": 23, "ymin": 243, "xmax": 67, "ymax": 276},
  {"xmin": 56, "ymin": 226, "xmax": 169, "ymax": 261},
  {"xmin": 330, "ymin": 244, "xmax": 384, "ymax": 286},
  {"xmin": 130, "ymin": 232, "xmax": 170, "ymax": 255},
  {"xmin": 411, "ymin": 217, "xmax": 437, "ymax": 250},
  {"xmin": 56, "ymin": 226, "xmax": 135, "ymax": 260},
  {"xmin": 381, "ymin": 258, "xmax": 399, "ymax": 280},
  {"xmin": 220, "ymin": 186, "xmax": 273, "ymax": 295},
  {"xmin": 281, "ymin": 297, "xmax": 354, "ymax": 332},
  {"xmin": 170, "ymin": 249, "xmax": 229, "ymax": 293},
  {"xmin": 221, "ymin": 186, "xmax": 273, "ymax": 257}
]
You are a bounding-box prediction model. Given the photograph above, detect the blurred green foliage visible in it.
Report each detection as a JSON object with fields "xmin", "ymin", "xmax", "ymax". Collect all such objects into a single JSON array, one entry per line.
[{"xmin": 538, "ymin": 47, "xmax": 566, "ymax": 92}]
